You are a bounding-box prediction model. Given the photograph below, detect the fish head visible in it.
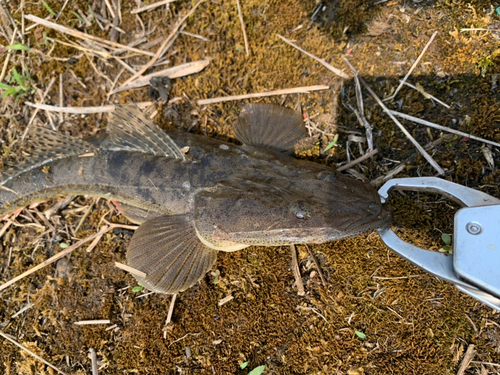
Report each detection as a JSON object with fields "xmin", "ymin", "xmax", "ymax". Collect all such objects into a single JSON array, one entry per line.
[{"xmin": 194, "ymin": 167, "xmax": 391, "ymax": 250}]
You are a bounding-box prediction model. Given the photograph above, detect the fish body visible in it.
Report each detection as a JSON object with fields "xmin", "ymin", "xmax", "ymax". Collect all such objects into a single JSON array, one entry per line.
[{"xmin": 0, "ymin": 104, "xmax": 390, "ymax": 293}]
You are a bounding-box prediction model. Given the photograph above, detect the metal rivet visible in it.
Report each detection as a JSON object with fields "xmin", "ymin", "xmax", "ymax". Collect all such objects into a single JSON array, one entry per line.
[{"xmin": 466, "ymin": 222, "xmax": 483, "ymax": 235}]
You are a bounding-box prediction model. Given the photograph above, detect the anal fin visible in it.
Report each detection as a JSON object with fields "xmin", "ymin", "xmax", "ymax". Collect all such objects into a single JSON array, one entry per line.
[
  {"xmin": 126, "ymin": 215, "xmax": 217, "ymax": 294},
  {"xmin": 112, "ymin": 201, "xmax": 163, "ymax": 225}
]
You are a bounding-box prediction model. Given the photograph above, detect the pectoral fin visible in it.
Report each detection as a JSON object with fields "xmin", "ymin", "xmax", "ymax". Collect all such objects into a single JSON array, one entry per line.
[
  {"xmin": 234, "ymin": 104, "xmax": 307, "ymax": 152},
  {"xmin": 126, "ymin": 215, "xmax": 217, "ymax": 294}
]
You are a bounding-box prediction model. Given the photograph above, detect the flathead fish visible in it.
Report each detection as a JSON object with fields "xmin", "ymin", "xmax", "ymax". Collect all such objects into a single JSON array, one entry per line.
[{"xmin": 0, "ymin": 104, "xmax": 390, "ymax": 293}]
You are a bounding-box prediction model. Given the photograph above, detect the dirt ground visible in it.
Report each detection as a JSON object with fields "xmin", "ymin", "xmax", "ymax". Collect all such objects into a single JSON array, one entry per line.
[{"xmin": 1, "ymin": 0, "xmax": 500, "ymax": 374}]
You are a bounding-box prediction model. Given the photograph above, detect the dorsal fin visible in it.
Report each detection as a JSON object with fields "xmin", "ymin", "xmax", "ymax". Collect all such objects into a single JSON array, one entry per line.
[
  {"xmin": 234, "ymin": 103, "xmax": 307, "ymax": 152},
  {"xmin": 0, "ymin": 127, "xmax": 96, "ymax": 184},
  {"xmin": 107, "ymin": 105, "xmax": 185, "ymax": 160}
]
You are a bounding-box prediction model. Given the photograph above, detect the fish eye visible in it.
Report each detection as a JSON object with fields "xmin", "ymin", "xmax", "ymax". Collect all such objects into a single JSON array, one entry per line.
[
  {"xmin": 290, "ymin": 202, "xmax": 311, "ymax": 220},
  {"xmin": 295, "ymin": 210, "xmax": 307, "ymax": 220}
]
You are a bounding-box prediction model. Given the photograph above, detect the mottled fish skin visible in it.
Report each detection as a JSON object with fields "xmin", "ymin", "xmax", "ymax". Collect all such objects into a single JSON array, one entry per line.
[
  {"xmin": 0, "ymin": 129, "xmax": 389, "ymax": 244},
  {"xmin": 0, "ymin": 104, "xmax": 391, "ymax": 294}
]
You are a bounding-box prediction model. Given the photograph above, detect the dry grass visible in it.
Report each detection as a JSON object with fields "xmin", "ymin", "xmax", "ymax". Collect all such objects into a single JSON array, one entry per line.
[{"xmin": 0, "ymin": 0, "xmax": 500, "ymax": 374}]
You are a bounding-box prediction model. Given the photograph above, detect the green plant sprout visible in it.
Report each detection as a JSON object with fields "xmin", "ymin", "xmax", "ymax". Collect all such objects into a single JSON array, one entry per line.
[
  {"xmin": 132, "ymin": 283, "xmax": 144, "ymax": 293},
  {"xmin": 324, "ymin": 134, "xmax": 339, "ymax": 152},
  {"xmin": 248, "ymin": 365, "xmax": 266, "ymax": 375},
  {"xmin": 41, "ymin": 0, "xmax": 57, "ymax": 17},
  {"xmin": 212, "ymin": 269, "xmax": 220, "ymax": 285},
  {"xmin": 439, "ymin": 233, "xmax": 453, "ymax": 254},
  {"xmin": 0, "ymin": 68, "xmax": 35, "ymax": 103},
  {"xmin": 355, "ymin": 330, "xmax": 366, "ymax": 340}
]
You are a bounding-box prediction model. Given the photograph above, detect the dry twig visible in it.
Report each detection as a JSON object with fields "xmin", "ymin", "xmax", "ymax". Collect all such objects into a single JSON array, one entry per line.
[
  {"xmin": 291, "ymin": 244, "xmax": 305, "ymax": 296},
  {"xmin": 163, "ymin": 293, "xmax": 177, "ymax": 338},
  {"xmin": 120, "ymin": 0, "xmax": 206, "ymax": 87},
  {"xmin": 197, "ymin": 85, "xmax": 329, "ymax": 105},
  {"xmin": 24, "ymin": 15, "xmax": 154, "ymax": 57},
  {"xmin": 236, "ymin": 0, "xmax": 249, "ymax": 57},
  {"xmin": 277, "ymin": 34, "xmax": 349, "ymax": 79},
  {"xmin": 457, "ymin": 344, "xmax": 476, "ymax": 375},
  {"xmin": 74, "ymin": 320, "xmax": 111, "ymax": 325},
  {"xmin": 25, "ymin": 102, "xmax": 115, "ymax": 113},
  {"xmin": 0, "ymin": 28, "xmax": 16, "ymax": 83},
  {"xmin": 337, "ymin": 149, "xmax": 379, "ymax": 172},
  {"xmin": 342, "ymin": 57, "xmax": 444, "ymax": 175},
  {"xmin": 400, "ymin": 80, "xmax": 450, "ymax": 109},
  {"xmin": 0, "ymin": 224, "xmax": 136, "ymax": 292},
  {"xmin": 0, "ymin": 331, "xmax": 68, "ymax": 375},
  {"xmin": 385, "ymin": 31, "xmax": 438, "ymax": 100},
  {"xmin": 111, "ymin": 59, "xmax": 209, "ymax": 94},
  {"xmin": 90, "ymin": 348, "xmax": 99, "ymax": 375},
  {"xmin": 389, "ymin": 110, "xmax": 500, "ymax": 148},
  {"xmin": 304, "ymin": 244, "xmax": 327, "ymax": 287},
  {"xmin": 114, "ymin": 262, "xmax": 146, "ymax": 278},
  {"xmin": 131, "ymin": 0, "xmax": 176, "ymax": 14}
]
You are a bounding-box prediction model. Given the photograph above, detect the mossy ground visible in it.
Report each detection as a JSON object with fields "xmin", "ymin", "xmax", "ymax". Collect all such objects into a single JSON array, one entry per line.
[{"xmin": 1, "ymin": 0, "xmax": 500, "ymax": 374}]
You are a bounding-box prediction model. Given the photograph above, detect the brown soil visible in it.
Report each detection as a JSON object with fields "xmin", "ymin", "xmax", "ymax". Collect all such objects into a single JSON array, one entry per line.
[{"xmin": 1, "ymin": 0, "xmax": 500, "ymax": 374}]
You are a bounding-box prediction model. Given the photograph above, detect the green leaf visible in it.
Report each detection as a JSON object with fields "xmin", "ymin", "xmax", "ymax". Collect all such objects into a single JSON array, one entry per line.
[
  {"xmin": 355, "ymin": 330, "xmax": 366, "ymax": 339},
  {"xmin": 42, "ymin": 0, "xmax": 57, "ymax": 16},
  {"xmin": 0, "ymin": 82, "xmax": 13, "ymax": 89},
  {"xmin": 132, "ymin": 285, "xmax": 144, "ymax": 293},
  {"xmin": 324, "ymin": 134, "xmax": 339, "ymax": 152},
  {"xmin": 248, "ymin": 365, "xmax": 265, "ymax": 375},
  {"xmin": 441, "ymin": 234, "xmax": 451, "ymax": 245},
  {"xmin": 240, "ymin": 361, "xmax": 249, "ymax": 369},
  {"xmin": 3, "ymin": 89, "xmax": 14, "ymax": 99},
  {"xmin": 60, "ymin": 243, "xmax": 69, "ymax": 249},
  {"xmin": 72, "ymin": 11, "xmax": 85, "ymax": 24},
  {"xmin": 88, "ymin": 5, "xmax": 95, "ymax": 20},
  {"xmin": 12, "ymin": 68, "xmax": 30, "ymax": 89},
  {"xmin": 439, "ymin": 245, "xmax": 453, "ymax": 254},
  {"xmin": 7, "ymin": 43, "xmax": 30, "ymax": 51}
]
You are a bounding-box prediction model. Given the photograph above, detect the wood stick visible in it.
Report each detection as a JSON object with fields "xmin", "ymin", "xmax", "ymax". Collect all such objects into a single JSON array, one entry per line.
[
  {"xmin": 114, "ymin": 262, "xmax": 147, "ymax": 278},
  {"xmin": 24, "ymin": 14, "xmax": 154, "ymax": 57},
  {"xmin": 74, "ymin": 320, "xmax": 111, "ymax": 325},
  {"xmin": 337, "ymin": 149, "xmax": 378, "ymax": 172},
  {"xmin": 277, "ymin": 34, "xmax": 349, "ymax": 79},
  {"xmin": 197, "ymin": 85, "xmax": 330, "ymax": 105},
  {"xmin": 386, "ymin": 31, "xmax": 438, "ymax": 100},
  {"xmin": 89, "ymin": 348, "xmax": 98, "ymax": 375},
  {"xmin": 457, "ymin": 344, "xmax": 476, "ymax": 375},
  {"xmin": 0, "ymin": 229, "xmax": 105, "ymax": 292},
  {"xmin": 0, "ymin": 27, "xmax": 17, "ymax": 82},
  {"xmin": 25, "ymin": 102, "xmax": 115, "ymax": 113},
  {"xmin": 389, "ymin": 110, "xmax": 500, "ymax": 148},
  {"xmin": 0, "ymin": 224, "xmax": 135, "ymax": 292},
  {"xmin": 163, "ymin": 293, "xmax": 177, "ymax": 338},
  {"xmin": 120, "ymin": 0, "xmax": 205, "ymax": 87},
  {"xmin": 291, "ymin": 244, "xmax": 305, "ymax": 296},
  {"xmin": 304, "ymin": 244, "xmax": 327, "ymax": 287},
  {"xmin": 59, "ymin": 73, "xmax": 64, "ymax": 125},
  {"xmin": 131, "ymin": 0, "xmax": 176, "ymax": 14},
  {"xmin": 342, "ymin": 57, "xmax": 444, "ymax": 175},
  {"xmin": 110, "ymin": 59, "xmax": 209, "ymax": 94},
  {"xmin": 0, "ymin": 331, "xmax": 68, "ymax": 375},
  {"xmin": 399, "ymin": 80, "xmax": 450, "ymax": 109},
  {"xmin": 236, "ymin": 0, "xmax": 249, "ymax": 57}
]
